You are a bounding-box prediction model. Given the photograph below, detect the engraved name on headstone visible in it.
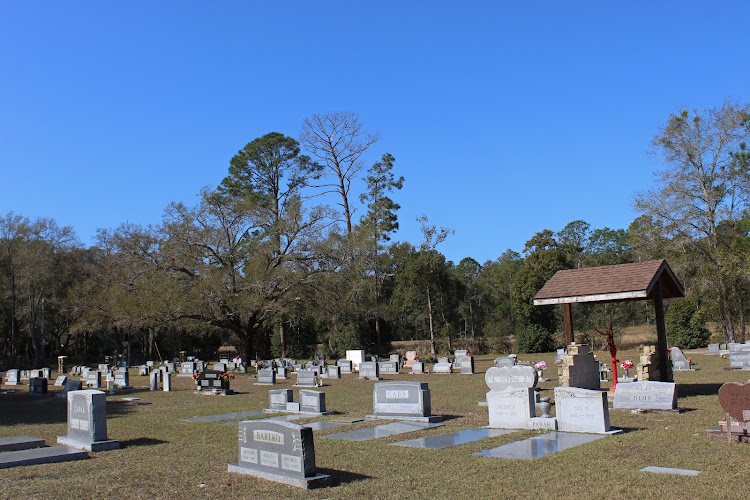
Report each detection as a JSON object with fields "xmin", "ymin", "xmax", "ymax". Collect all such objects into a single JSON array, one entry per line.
[{"xmin": 612, "ymin": 381, "xmax": 677, "ymax": 410}]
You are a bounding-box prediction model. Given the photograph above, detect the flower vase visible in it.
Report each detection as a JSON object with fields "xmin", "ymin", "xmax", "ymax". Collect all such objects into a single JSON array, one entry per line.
[{"xmin": 537, "ymin": 369, "xmax": 543, "ymax": 379}]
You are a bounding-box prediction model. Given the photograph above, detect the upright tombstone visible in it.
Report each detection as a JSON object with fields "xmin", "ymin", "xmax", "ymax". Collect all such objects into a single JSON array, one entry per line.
[
  {"xmin": 29, "ymin": 377, "xmax": 48, "ymax": 395},
  {"xmin": 433, "ymin": 361, "xmax": 452, "ymax": 374},
  {"xmin": 214, "ymin": 362, "xmax": 227, "ymax": 373},
  {"xmin": 612, "ymin": 381, "xmax": 677, "ymax": 410},
  {"xmin": 58, "ymin": 355, "xmax": 68, "ymax": 374},
  {"xmin": 5, "ymin": 369, "xmax": 19, "ymax": 385},
  {"xmin": 61, "ymin": 379, "xmax": 83, "ymax": 397},
  {"xmin": 358, "ymin": 362, "xmax": 380, "ymax": 380},
  {"xmin": 299, "ymin": 389, "xmax": 326, "ymax": 414},
  {"xmin": 276, "ymin": 367, "xmax": 287, "ymax": 379},
  {"xmin": 114, "ymin": 369, "xmax": 130, "ymax": 388},
  {"xmin": 554, "ymin": 386, "xmax": 615, "ymax": 434},
  {"xmin": 411, "ymin": 361, "xmax": 425, "ymax": 374},
  {"xmin": 729, "ymin": 346, "xmax": 750, "ymax": 370},
  {"xmin": 670, "ymin": 347, "xmax": 692, "ymax": 371},
  {"xmin": 269, "ymin": 389, "xmax": 294, "ymax": 411},
  {"xmin": 295, "ymin": 370, "xmax": 319, "ymax": 387},
  {"xmin": 494, "ymin": 356, "xmax": 516, "ymax": 368},
  {"xmin": 378, "ymin": 361, "xmax": 399, "ymax": 374},
  {"xmin": 716, "ymin": 381, "xmax": 750, "ymax": 440},
  {"xmin": 138, "ymin": 365, "xmax": 150, "ymax": 376},
  {"xmin": 54, "ymin": 375, "xmax": 68, "ymax": 387},
  {"xmin": 194, "ymin": 370, "xmax": 231, "ymax": 395},
  {"xmin": 708, "ymin": 344, "xmax": 720, "ymax": 355},
  {"xmin": 336, "ymin": 359, "xmax": 352, "ymax": 374},
  {"xmin": 389, "ymin": 354, "xmax": 401, "ymax": 369},
  {"xmin": 179, "ymin": 361, "xmax": 196, "ymax": 377},
  {"xmin": 368, "ymin": 381, "xmax": 440, "ymax": 422},
  {"xmin": 85, "ymin": 371, "xmax": 102, "ymax": 389},
  {"xmin": 326, "ymin": 365, "xmax": 341, "ymax": 379},
  {"xmin": 484, "ymin": 366, "xmax": 543, "ymax": 430},
  {"xmin": 558, "ymin": 343, "xmax": 600, "ymax": 390},
  {"xmin": 149, "ymin": 371, "xmax": 159, "ymax": 391},
  {"xmin": 346, "ymin": 350, "xmax": 365, "ymax": 372},
  {"xmin": 228, "ymin": 420, "xmax": 330, "ymax": 489},
  {"xmin": 404, "ymin": 351, "xmax": 417, "ymax": 369},
  {"xmin": 457, "ymin": 355, "xmax": 475, "ymax": 374},
  {"xmin": 98, "ymin": 364, "xmax": 109, "ymax": 373},
  {"xmin": 57, "ymin": 389, "xmax": 120, "ymax": 451},
  {"xmin": 256, "ymin": 368, "xmax": 276, "ymax": 385},
  {"xmin": 163, "ymin": 372, "xmax": 172, "ymax": 392}
]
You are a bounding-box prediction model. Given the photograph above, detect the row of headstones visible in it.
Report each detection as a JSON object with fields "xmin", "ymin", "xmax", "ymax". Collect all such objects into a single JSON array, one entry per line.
[
  {"xmin": 708, "ymin": 342, "xmax": 750, "ymax": 356},
  {"xmin": 268, "ymin": 389, "xmax": 326, "ymax": 413},
  {"xmin": 3, "ymin": 368, "xmax": 51, "ymax": 384}
]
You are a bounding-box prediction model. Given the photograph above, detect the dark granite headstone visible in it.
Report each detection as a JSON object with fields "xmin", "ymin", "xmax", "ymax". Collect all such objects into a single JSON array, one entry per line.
[
  {"xmin": 370, "ymin": 381, "xmax": 438, "ymax": 421},
  {"xmin": 359, "ymin": 362, "xmax": 380, "ymax": 380},
  {"xmin": 57, "ymin": 389, "xmax": 120, "ymax": 451}
]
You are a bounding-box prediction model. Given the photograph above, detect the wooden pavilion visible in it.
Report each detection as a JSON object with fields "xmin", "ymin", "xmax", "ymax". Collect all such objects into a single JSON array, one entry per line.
[{"xmin": 533, "ymin": 259, "xmax": 684, "ymax": 382}]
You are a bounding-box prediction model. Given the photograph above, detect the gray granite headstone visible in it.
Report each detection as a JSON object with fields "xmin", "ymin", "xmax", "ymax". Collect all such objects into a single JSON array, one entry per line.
[
  {"xmin": 214, "ymin": 362, "xmax": 227, "ymax": 372},
  {"xmin": 433, "ymin": 362, "xmax": 452, "ymax": 374},
  {"xmin": 296, "ymin": 370, "xmax": 318, "ymax": 387},
  {"xmin": 485, "ymin": 366, "xmax": 537, "ymax": 392},
  {"xmin": 57, "ymin": 389, "xmax": 120, "ymax": 451},
  {"xmin": 326, "ymin": 365, "xmax": 341, "ymax": 379},
  {"xmin": 277, "ymin": 367, "xmax": 288, "ymax": 379},
  {"xmin": 457, "ymin": 356, "xmax": 475, "ymax": 374},
  {"xmin": 269, "ymin": 389, "xmax": 294, "ymax": 411},
  {"xmin": 85, "ymin": 371, "xmax": 101, "ymax": 388},
  {"xmin": 228, "ymin": 419, "xmax": 329, "ymax": 489},
  {"xmin": 359, "ymin": 362, "xmax": 380, "ymax": 380},
  {"xmin": 299, "ymin": 389, "xmax": 326, "ymax": 413},
  {"xmin": 729, "ymin": 348, "xmax": 750, "ymax": 369},
  {"xmin": 411, "ymin": 361, "xmax": 425, "ymax": 374},
  {"xmin": 337, "ymin": 359, "xmax": 352, "ymax": 373},
  {"xmin": 150, "ymin": 371, "xmax": 159, "ymax": 391},
  {"xmin": 179, "ymin": 361, "xmax": 196, "ymax": 376},
  {"xmin": 163, "ymin": 372, "xmax": 171, "ymax": 391},
  {"xmin": 114, "ymin": 369, "xmax": 129, "ymax": 388},
  {"xmin": 554, "ymin": 386, "xmax": 612, "ymax": 434},
  {"xmin": 708, "ymin": 344, "xmax": 719, "ymax": 355},
  {"xmin": 54, "ymin": 376, "xmax": 68, "ymax": 386},
  {"xmin": 487, "ymin": 388, "xmax": 535, "ymax": 429},
  {"xmin": 370, "ymin": 381, "xmax": 437, "ymax": 420},
  {"xmin": 257, "ymin": 368, "xmax": 276, "ymax": 385},
  {"xmin": 495, "ymin": 356, "xmax": 516, "ymax": 367},
  {"xmin": 612, "ymin": 381, "xmax": 677, "ymax": 410},
  {"xmin": 5, "ymin": 369, "xmax": 19, "ymax": 385},
  {"xmin": 378, "ymin": 362, "xmax": 399, "ymax": 374},
  {"xmin": 670, "ymin": 346, "xmax": 692, "ymax": 371}
]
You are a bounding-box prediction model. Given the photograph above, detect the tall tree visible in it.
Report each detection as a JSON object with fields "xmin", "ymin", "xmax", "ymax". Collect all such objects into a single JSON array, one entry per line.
[
  {"xmin": 635, "ymin": 99, "xmax": 750, "ymax": 342},
  {"xmin": 358, "ymin": 153, "xmax": 403, "ymax": 355},
  {"xmin": 300, "ymin": 111, "xmax": 380, "ymax": 235}
]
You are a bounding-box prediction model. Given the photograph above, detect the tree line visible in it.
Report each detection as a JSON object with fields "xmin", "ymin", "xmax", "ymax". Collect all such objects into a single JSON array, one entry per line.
[{"xmin": 1, "ymin": 102, "xmax": 748, "ymax": 368}]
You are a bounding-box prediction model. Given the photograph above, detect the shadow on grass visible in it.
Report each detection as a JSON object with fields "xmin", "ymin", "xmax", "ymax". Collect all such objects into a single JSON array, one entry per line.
[
  {"xmin": 316, "ymin": 468, "xmax": 372, "ymax": 487},
  {"xmin": 0, "ymin": 392, "xmax": 137, "ymax": 426},
  {"xmin": 677, "ymin": 383, "xmax": 723, "ymax": 397},
  {"xmin": 119, "ymin": 437, "xmax": 169, "ymax": 448},
  {"xmin": 438, "ymin": 414, "xmax": 463, "ymax": 422}
]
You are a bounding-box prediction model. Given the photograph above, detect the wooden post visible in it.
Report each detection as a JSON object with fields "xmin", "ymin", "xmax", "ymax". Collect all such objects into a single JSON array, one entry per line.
[
  {"xmin": 563, "ymin": 303, "xmax": 574, "ymax": 345},
  {"xmin": 652, "ymin": 281, "xmax": 672, "ymax": 382}
]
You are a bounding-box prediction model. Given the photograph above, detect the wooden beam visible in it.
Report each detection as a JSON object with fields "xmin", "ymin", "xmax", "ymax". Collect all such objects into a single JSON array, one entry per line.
[
  {"xmin": 563, "ymin": 303, "xmax": 574, "ymax": 345},
  {"xmin": 533, "ymin": 291, "xmax": 648, "ymax": 305},
  {"xmin": 652, "ymin": 281, "xmax": 672, "ymax": 382}
]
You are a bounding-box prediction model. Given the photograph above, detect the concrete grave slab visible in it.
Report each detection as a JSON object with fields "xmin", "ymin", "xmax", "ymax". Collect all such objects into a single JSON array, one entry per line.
[
  {"xmin": 640, "ymin": 466, "xmax": 700, "ymax": 476},
  {"xmin": 0, "ymin": 445, "xmax": 89, "ymax": 469},
  {"xmin": 324, "ymin": 420, "xmax": 442, "ymax": 441},
  {"xmin": 391, "ymin": 428, "xmax": 513, "ymax": 449},
  {"xmin": 0, "ymin": 436, "xmax": 45, "ymax": 452}
]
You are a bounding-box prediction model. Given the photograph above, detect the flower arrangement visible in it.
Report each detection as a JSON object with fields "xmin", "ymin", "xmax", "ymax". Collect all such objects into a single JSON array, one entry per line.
[
  {"xmin": 219, "ymin": 372, "xmax": 235, "ymax": 383},
  {"xmin": 534, "ymin": 361, "xmax": 547, "ymax": 371},
  {"xmin": 192, "ymin": 372, "xmax": 201, "ymax": 381},
  {"xmin": 620, "ymin": 360, "xmax": 634, "ymax": 370}
]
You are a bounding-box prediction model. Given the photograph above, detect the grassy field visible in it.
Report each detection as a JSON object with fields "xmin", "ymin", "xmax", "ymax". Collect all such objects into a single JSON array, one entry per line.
[{"xmin": 2, "ymin": 348, "xmax": 749, "ymax": 499}]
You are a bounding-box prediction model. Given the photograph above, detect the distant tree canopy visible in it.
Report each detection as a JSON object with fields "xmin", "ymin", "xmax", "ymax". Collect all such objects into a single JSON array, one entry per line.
[{"xmin": 1, "ymin": 102, "xmax": 747, "ymax": 366}]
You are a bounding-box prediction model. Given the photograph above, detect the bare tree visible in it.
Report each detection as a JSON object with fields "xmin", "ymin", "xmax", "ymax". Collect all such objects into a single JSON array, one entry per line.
[{"xmin": 300, "ymin": 111, "xmax": 380, "ymax": 235}]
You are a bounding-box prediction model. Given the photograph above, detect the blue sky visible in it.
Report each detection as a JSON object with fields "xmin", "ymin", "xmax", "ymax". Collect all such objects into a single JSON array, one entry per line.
[{"xmin": 1, "ymin": 1, "xmax": 747, "ymax": 264}]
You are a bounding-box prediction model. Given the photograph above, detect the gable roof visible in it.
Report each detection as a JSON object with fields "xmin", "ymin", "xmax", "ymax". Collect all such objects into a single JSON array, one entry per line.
[{"xmin": 532, "ymin": 259, "xmax": 684, "ymax": 305}]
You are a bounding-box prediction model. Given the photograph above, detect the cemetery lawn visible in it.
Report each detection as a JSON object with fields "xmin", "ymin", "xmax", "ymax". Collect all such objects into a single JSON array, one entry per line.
[{"xmin": 2, "ymin": 350, "xmax": 749, "ymax": 499}]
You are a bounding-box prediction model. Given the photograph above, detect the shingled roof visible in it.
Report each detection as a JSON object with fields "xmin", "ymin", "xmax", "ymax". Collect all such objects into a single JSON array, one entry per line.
[{"xmin": 533, "ymin": 259, "xmax": 684, "ymax": 305}]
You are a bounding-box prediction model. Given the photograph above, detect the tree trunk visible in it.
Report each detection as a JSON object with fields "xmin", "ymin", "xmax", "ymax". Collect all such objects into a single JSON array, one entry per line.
[
  {"xmin": 427, "ymin": 287, "xmax": 436, "ymax": 357},
  {"xmin": 279, "ymin": 319, "xmax": 287, "ymax": 359}
]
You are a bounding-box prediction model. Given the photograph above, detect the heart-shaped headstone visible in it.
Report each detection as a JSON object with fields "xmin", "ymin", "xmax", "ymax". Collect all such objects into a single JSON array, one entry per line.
[
  {"xmin": 718, "ymin": 382, "xmax": 750, "ymax": 422},
  {"xmin": 485, "ymin": 365, "xmax": 537, "ymax": 392}
]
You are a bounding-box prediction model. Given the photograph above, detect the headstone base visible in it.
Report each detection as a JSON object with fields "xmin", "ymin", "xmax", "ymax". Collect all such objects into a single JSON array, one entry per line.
[
  {"xmin": 262, "ymin": 408, "xmax": 333, "ymax": 416},
  {"xmin": 527, "ymin": 417, "xmax": 558, "ymax": 430},
  {"xmin": 56, "ymin": 436, "xmax": 120, "ymax": 452},
  {"xmin": 0, "ymin": 445, "xmax": 89, "ymax": 469},
  {"xmin": 0, "ymin": 436, "xmax": 46, "ymax": 452},
  {"xmin": 194, "ymin": 389, "xmax": 232, "ymax": 396},
  {"xmin": 227, "ymin": 463, "xmax": 331, "ymax": 489},
  {"xmin": 366, "ymin": 414, "xmax": 443, "ymax": 423}
]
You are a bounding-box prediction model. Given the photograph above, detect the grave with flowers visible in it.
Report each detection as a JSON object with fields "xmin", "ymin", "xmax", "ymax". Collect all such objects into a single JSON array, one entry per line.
[{"xmin": 193, "ymin": 370, "xmax": 234, "ymax": 395}]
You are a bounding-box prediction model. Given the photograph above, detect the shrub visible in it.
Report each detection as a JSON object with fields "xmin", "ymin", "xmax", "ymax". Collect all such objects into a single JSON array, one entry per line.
[
  {"xmin": 665, "ymin": 300, "xmax": 711, "ymax": 349},
  {"xmin": 515, "ymin": 325, "xmax": 556, "ymax": 353}
]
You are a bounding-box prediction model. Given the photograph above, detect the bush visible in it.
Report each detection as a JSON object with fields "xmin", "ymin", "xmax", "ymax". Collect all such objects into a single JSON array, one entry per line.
[
  {"xmin": 665, "ymin": 300, "xmax": 711, "ymax": 349},
  {"xmin": 515, "ymin": 325, "xmax": 556, "ymax": 353}
]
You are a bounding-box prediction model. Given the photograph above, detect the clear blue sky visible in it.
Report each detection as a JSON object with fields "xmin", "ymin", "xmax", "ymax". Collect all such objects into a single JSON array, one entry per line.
[{"xmin": 1, "ymin": 1, "xmax": 747, "ymax": 264}]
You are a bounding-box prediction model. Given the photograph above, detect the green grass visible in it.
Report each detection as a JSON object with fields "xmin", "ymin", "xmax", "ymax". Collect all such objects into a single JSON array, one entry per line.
[{"xmin": 2, "ymin": 349, "xmax": 750, "ymax": 499}]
